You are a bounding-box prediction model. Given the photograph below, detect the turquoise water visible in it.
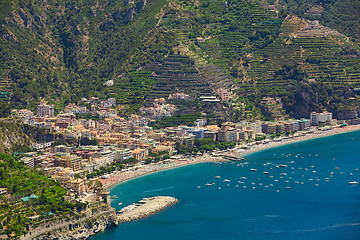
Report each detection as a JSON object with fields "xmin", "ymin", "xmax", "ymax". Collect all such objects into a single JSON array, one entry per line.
[{"xmin": 90, "ymin": 131, "xmax": 360, "ymax": 240}]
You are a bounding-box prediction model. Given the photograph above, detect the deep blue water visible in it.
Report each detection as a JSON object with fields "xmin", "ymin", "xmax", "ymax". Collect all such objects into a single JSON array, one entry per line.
[{"xmin": 90, "ymin": 131, "xmax": 360, "ymax": 240}]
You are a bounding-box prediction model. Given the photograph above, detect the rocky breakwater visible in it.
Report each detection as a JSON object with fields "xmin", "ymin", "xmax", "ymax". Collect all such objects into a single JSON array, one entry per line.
[{"xmin": 117, "ymin": 196, "xmax": 178, "ymax": 222}]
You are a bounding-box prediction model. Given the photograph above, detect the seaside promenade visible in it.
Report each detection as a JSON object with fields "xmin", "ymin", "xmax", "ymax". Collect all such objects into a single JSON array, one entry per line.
[{"xmin": 98, "ymin": 125, "xmax": 360, "ymax": 191}]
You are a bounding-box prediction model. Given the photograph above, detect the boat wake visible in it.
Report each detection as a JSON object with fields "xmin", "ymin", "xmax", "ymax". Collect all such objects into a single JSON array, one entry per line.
[
  {"xmin": 296, "ymin": 222, "xmax": 360, "ymax": 233},
  {"xmin": 144, "ymin": 187, "xmax": 174, "ymax": 193}
]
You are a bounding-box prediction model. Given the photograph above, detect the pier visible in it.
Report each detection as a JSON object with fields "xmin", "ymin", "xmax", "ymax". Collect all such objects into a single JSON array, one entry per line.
[
  {"xmin": 211, "ymin": 153, "xmax": 244, "ymax": 161},
  {"xmin": 117, "ymin": 196, "xmax": 178, "ymax": 222}
]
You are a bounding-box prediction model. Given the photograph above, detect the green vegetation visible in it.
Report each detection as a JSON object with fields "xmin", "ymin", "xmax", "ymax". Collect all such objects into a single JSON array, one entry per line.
[
  {"xmin": 0, "ymin": 153, "xmax": 83, "ymax": 237},
  {"xmin": 149, "ymin": 113, "xmax": 201, "ymax": 129},
  {"xmin": 278, "ymin": 0, "xmax": 360, "ymax": 39},
  {"xmin": 0, "ymin": 0, "xmax": 359, "ymax": 120},
  {"xmin": 175, "ymin": 138, "xmax": 236, "ymax": 154},
  {"xmin": 0, "ymin": 0, "xmax": 173, "ymax": 109},
  {"xmin": 0, "ymin": 100, "xmax": 10, "ymax": 118}
]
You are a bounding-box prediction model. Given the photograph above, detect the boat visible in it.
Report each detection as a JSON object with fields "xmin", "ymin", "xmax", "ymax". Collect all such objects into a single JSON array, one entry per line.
[
  {"xmin": 349, "ymin": 181, "xmax": 359, "ymax": 185},
  {"xmin": 215, "ymin": 176, "xmax": 221, "ymax": 179},
  {"xmin": 250, "ymin": 168, "xmax": 257, "ymax": 172},
  {"xmin": 110, "ymin": 195, "xmax": 119, "ymax": 199},
  {"xmin": 118, "ymin": 202, "xmax": 123, "ymax": 206},
  {"xmin": 286, "ymin": 187, "xmax": 292, "ymax": 189},
  {"xmin": 263, "ymin": 172, "xmax": 269, "ymax": 174},
  {"xmin": 223, "ymin": 179, "xmax": 230, "ymax": 182},
  {"xmin": 205, "ymin": 183, "xmax": 212, "ymax": 186}
]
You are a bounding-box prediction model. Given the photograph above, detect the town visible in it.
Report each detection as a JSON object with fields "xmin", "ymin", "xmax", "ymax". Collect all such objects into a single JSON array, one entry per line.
[{"xmin": 8, "ymin": 95, "xmax": 359, "ymax": 206}]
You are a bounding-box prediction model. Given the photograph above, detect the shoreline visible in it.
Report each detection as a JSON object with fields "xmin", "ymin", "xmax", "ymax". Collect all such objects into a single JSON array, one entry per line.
[{"xmin": 99, "ymin": 125, "xmax": 360, "ymax": 191}]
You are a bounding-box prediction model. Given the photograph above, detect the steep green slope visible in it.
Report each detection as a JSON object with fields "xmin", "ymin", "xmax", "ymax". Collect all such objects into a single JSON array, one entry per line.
[
  {"xmin": 276, "ymin": 0, "xmax": 360, "ymax": 39},
  {"xmin": 1, "ymin": 0, "xmax": 360, "ymax": 120},
  {"xmin": 0, "ymin": 0, "xmax": 173, "ymax": 108},
  {"xmin": 0, "ymin": 153, "xmax": 84, "ymax": 237}
]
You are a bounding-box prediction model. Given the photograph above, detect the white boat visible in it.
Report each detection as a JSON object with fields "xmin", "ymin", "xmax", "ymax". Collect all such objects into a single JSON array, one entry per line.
[
  {"xmin": 118, "ymin": 202, "xmax": 123, "ymax": 206},
  {"xmin": 263, "ymin": 172, "xmax": 269, "ymax": 174},
  {"xmin": 286, "ymin": 187, "xmax": 292, "ymax": 189},
  {"xmin": 250, "ymin": 168, "xmax": 257, "ymax": 172},
  {"xmin": 205, "ymin": 183, "xmax": 212, "ymax": 186},
  {"xmin": 223, "ymin": 179, "xmax": 230, "ymax": 182},
  {"xmin": 349, "ymin": 181, "xmax": 359, "ymax": 185},
  {"xmin": 215, "ymin": 176, "xmax": 221, "ymax": 179}
]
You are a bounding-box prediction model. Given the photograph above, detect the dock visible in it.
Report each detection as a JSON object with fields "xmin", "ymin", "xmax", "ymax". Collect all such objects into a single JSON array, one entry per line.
[
  {"xmin": 211, "ymin": 153, "xmax": 244, "ymax": 161},
  {"xmin": 117, "ymin": 196, "xmax": 178, "ymax": 222}
]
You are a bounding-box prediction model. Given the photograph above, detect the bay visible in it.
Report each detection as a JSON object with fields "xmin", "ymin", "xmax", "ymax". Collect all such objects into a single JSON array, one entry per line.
[{"xmin": 90, "ymin": 130, "xmax": 360, "ymax": 240}]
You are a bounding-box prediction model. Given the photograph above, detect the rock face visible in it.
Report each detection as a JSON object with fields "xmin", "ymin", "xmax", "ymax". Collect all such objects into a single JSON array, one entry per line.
[
  {"xmin": 337, "ymin": 109, "xmax": 358, "ymax": 120},
  {"xmin": 117, "ymin": 196, "xmax": 178, "ymax": 222},
  {"xmin": 34, "ymin": 212, "xmax": 118, "ymax": 240}
]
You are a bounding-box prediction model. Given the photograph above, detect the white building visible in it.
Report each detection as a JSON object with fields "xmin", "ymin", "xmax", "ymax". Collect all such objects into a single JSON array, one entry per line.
[{"xmin": 310, "ymin": 112, "xmax": 332, "ymax": 125}]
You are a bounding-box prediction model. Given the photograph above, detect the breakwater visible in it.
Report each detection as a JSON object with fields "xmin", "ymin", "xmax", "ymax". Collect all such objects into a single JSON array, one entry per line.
[{"xmin": 117, "ymin": 196, "xmax": 179, "ymax": 223}]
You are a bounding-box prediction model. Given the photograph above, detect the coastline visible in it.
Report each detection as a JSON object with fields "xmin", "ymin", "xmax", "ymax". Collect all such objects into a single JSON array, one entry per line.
[{"xmin": 100, "ymin": 125, "xmax": 360, "ymax": 191}]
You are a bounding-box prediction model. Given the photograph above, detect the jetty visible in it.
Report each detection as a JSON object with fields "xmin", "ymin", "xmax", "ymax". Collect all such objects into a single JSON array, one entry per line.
[
  {"xmin": 117, "ymin": 196, "xmax": 178, "ymax": 222},
  {"xmin": 211, "ymin": 153, "xmax": 244, "ymax": 161}
]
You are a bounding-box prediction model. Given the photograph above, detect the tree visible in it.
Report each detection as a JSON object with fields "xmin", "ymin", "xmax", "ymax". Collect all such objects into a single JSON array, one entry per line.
[{"xmin": 0, "ymin": 100, "xmax": 10, "ymax": 118}]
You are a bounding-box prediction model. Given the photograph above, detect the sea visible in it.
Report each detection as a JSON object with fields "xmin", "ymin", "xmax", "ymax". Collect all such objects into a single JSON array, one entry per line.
[{"xmin": 90, "ymin": 130, "xmax": 360, "ymax": 240}]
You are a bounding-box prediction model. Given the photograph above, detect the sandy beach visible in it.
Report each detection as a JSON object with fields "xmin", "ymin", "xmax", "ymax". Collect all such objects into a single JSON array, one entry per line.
[{"xmin": 99, "ymin": 125, "xmax": 360, "ymax": 191}]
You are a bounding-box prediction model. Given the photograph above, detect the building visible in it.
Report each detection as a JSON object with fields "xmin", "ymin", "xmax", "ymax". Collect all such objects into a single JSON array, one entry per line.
[
  {"xmin": 238, "ymin": 129, "xmax": 255, "ymax": 141},
  {"xmin": 37, "ymin": 103, "xmax": 54, "ymax": 118},
  {"xmin": 20, "ymin": 157, "xmax": 35, "ymax": 168},
  {"xmin": 182, "ymin": 135, "xmax": 195, "ymax": 148},
  {"xmin": 186, "ymin": 128, "xmax": 204, "ymax": 139},
  {"xmin": 132, "ymin": 148, "xmax": 148, "ymax": 161},
  {"xmin": 204, "ymin": 130, "xmax": 217, "ymax": 141},
  {"xmin": 152, "ymin": 145, "xmax": 173, "ymax": 155},
  {"xmin": 217, "ymin": 128, "xmax": 238, "ymax": 142},
  {"xmin": 168, "ymin": 93, "xmax": 191, "ymax": 101},
  {"xmin": 0, "ymin": 188, "xmax": 7, "ymax": 195},
  {"xmin": 59, "ymin": 155, "xmax": 82, "ymax": 171},
  {"xmin": 116, "ymin": 149, "xmax": 132, "ymax": 162},
  {"xmin": 55, "ymin": 145, "xmax": 73, "ymax": 155},
  {"xmin": 66, "ymin": 178, "xmax": 86, "ymax": 196},
  {"xmin": 194, "ymin": 118, "xmax": 207, "ymax": 127},
  {"xmin": 310, "ymin": 112, "xmax": 332, "ymax": 125}
]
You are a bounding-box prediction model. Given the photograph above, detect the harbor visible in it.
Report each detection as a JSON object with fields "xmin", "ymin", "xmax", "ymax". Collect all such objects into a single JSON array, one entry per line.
[{"xmin": 117, "ymin": 196, "xmax": 179, "ymax": 223}]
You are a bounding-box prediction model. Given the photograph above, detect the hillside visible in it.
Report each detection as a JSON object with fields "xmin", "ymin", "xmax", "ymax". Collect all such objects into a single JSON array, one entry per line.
[
  {"xmin": 1, "ymin": 0, "xmax": 360, "ymax": 120},
  {"xmin": 274, "ymin": 0, "xmax": 360, "ymax": 40},
  {"xmin": 0, "ymin": 0, "xmax": 174, "ymax": 109},
  {"xmin": 0, "ymin": 119, "xmax": 65, "ymax": 153},
  {"xmin": 0, "ymin": 152, "xmax": 83, "ymax": 238}
]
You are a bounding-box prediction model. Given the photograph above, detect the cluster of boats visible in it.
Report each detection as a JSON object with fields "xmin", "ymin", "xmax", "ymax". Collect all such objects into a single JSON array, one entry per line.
[{"xmin": 198, "ymin": 155, "xmax": 359, "ymax": 191}]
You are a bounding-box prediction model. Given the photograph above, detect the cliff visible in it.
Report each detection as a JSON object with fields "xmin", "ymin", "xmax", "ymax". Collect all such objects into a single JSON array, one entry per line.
[
  {"xmin": 0, "ymin": 119, "xmax": 64, "ymax": 153},
  {"xmin": 22, "ymin": 209, "xmax": 118, "ymax": 240}
]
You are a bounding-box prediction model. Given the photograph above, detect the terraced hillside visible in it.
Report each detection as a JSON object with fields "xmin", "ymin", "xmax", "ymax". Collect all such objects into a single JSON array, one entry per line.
[
  {"xmin": 141, "ymin": 55, "xmax": 213, "ymax": 104},
  {"xmin": 241, "ymin": 18, "xmax": 360, "ymax": 96}
]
